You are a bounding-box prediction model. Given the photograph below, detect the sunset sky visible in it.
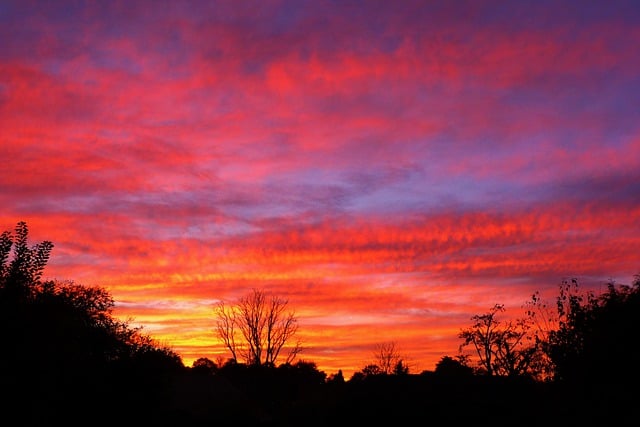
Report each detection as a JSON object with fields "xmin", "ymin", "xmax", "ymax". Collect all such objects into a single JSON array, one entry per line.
[{"xmin": 2, "ymin": 0, "xmax": 639, "ymax": 378}]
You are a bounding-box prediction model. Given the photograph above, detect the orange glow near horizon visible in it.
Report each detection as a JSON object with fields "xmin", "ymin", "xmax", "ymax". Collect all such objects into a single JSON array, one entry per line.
[
  {"xmin": 8, "ymin": 205, "xmax": 638, "ymax": 378},
  {"xmin": 2, "ymin": 1, "xmax": 639, "ymax": 379}
]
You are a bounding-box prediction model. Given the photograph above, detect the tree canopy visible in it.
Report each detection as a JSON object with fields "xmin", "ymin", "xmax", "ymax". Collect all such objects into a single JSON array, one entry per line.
[
  {"xmin": 0, "ymin": 221, "xmax": 184, "ymax": 423},
  {"xmin": 1, "ymin": 220, "xmax": 637, "ymax": 425},
  {"xmin": 547, "ymin": 276, "xmax": 640, "ymax": 385}
]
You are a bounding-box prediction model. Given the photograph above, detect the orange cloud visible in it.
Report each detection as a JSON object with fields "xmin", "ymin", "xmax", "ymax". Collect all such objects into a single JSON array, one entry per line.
[{"xmin": 2, "ymin": 0, "xmax": 639, "ymax": 379}]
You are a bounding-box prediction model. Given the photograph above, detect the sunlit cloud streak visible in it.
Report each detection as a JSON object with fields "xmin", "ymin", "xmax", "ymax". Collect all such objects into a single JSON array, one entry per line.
[{"xmin": 2, "ymin": 0, "xmax": 639, "ymax": 377}]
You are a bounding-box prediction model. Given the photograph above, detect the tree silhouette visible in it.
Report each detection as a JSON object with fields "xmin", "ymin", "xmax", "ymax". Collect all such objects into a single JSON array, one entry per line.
[
  {"xmin": 434, "ymin": 355, "xmax": 474, "ymax": 377},
  {"xmin": 521, "ymin": 290, "xmax": 557, "ymax": 380},
  {"xmin": 214, "ymin": 288, "xmax": 302, "ymax": 366},
  {"xmin": 2, "ymin": 220, "xmax": 638, "ymax": 424},
  {"xmin": 458, "ymin": 304, "xmax": 504, "ymax": 376},
  {"xmin": 0, "ymin": 221, "xmax": 183, "ymax": 424},
  {"xmin": 351, "ymin": 341, "xmax": 410, "ymax": 379},
  {"xmin": 547, "ymin": 276, "xmax": 640, "ymax": 385},
  {"xmin": 0, "ymin": 221, "xmax": 53, "ymax": 299},
  {"xmin": 372, "ymin": 341, "xmax": 409, "ymax": 375},
  {"xmin": 458, "ymin": 303, "xmax": 545, "ymax": 378},
  {"xmin": 191, "ymin": 357, "xmax": 218, "ymax": 375},
  {"xmin": 327, "ymin": 369, "xmax": 345, "ymax": 384}
]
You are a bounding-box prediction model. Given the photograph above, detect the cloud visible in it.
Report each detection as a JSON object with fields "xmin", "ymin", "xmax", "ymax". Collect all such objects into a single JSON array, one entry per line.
[{"xmin": 2, "ymin": 0, "xmax": 639, "ymax": 376}]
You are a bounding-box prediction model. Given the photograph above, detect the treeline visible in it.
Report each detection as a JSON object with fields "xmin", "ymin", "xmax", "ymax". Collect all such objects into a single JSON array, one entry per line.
[{"xmin": 1, "ymin": 221, "xmax": 638, "ymax": 425}]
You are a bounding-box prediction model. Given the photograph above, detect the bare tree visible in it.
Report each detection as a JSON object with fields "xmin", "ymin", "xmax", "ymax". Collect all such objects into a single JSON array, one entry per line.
[
  {"xmin": 372, "ymin": 341, "xmax": 402, "ymax": 374},
  {"xmin": 459, "ymin": 302, "xmax": 548, "ymax": 379},
  {"xmin": 215, "ymin": 300, "xmax": 239, "ymax": 362},
  {"xmin": 368, "ymin": 341, "xmax": 410, "ymax": 375},
  {"xmin": 459, "ymin": 304, "xmax": 505, "ymax": 376},
  {"xmin": 214, "ymin": 288, "xmax": 302, "ymax": 366}
]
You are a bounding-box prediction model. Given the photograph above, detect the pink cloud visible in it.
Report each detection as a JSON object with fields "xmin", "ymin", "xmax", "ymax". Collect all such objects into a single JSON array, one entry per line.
[{"xmin": 2, "ymin": 1, "xmax": 639, "ymax": 377}]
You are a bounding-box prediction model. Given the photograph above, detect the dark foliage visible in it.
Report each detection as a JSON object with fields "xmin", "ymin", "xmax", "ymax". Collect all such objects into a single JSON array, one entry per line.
[
  {"xmin": 547, "ymin": 276, "xmax": 640, "ymax": 386},
  {"xmin": 0, "ymin": 222, "xmax": 184, "ymax": 425},
  {"xmin": 434, "ymin": 355, "xmax": 475, "ymax": 377},
  {"xmin": 0, "ymin": 222, "xmax": 637, "ymax": 426}
]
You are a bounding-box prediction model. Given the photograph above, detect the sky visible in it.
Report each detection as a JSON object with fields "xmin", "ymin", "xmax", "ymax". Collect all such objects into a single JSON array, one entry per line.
[{"xmin": 1, "ymin": 0, "xmax": 639, "ymax": 379}]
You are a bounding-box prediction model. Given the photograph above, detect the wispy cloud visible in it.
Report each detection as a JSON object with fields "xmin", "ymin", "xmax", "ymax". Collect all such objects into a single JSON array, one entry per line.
[{"xmin": 2, "ymin": 0, "xmax": 639, "ymax": 377}]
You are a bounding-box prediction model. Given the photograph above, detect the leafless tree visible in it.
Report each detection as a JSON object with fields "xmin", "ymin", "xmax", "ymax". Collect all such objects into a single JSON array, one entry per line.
[
  {"xmin": 373, "ymin": 341, "xmax": 409, "ymax": 375},
  {"xmin": 215, "ymin": 300, "xmax": 239, "ymax": 362},
  {"xmin": 214, "ymin": 288, "xmax": 302, "ymax": 366}
]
